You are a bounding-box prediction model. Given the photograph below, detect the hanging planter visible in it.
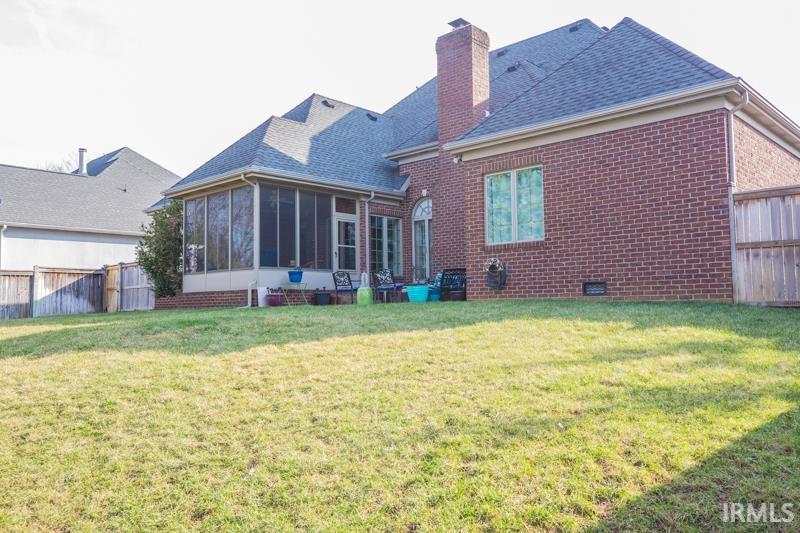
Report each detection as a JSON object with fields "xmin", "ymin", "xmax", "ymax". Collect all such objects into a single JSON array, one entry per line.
[{"xmin": 484, "ymin": 258, "xmax": 507, "ymax": 290}]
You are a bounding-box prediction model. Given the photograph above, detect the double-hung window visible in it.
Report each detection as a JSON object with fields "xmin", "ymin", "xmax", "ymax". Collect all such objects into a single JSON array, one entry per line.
[
  {"xmin": 485, "ymin": 166, "xmax": 544, "ymax": 244},
  {"xmin": 370, "ymin": 215, "xmax": 401, "ymax": 275}
]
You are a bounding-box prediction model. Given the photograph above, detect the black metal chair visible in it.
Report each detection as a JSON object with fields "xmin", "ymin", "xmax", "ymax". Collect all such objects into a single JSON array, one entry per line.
[
  {"xmin": 332, "ymin": 271, "xmax": 356, "ymax": 304},
  {"xmin": 373, "ymin": 269, "xmax": 401, "ymax": 303},
  {"xmin": 440, "ymin": 269, "xmax": 467, "ymax": 301}
]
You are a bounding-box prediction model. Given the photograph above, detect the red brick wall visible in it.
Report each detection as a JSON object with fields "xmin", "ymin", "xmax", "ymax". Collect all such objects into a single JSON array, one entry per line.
[
  {"xmin": 462, "ymin": 110, "xmax": 734, "ymax": 301},
  {"xmin": 436, "ymin": 24, "xmax": 490, "ymax": 144},
  {"xmin": 155, "ymin": 289, "xmax": 254, "ymax": 309},
  {"xmin": 733, "ymin": 117, "xmax": 800, "ymax": 191},
  {"xmin": 398, "ymin": 154, "xmax": 467, "ymax": 275},
  {"xmin": 155, "ymin": 289, "xmax": 308, "ymax": 309}
]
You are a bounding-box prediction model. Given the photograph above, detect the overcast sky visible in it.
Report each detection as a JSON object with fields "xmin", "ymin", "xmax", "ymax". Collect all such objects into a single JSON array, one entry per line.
[{"xmin": 1, "ymin": 0, "xmax": 798, "ymax": 177}]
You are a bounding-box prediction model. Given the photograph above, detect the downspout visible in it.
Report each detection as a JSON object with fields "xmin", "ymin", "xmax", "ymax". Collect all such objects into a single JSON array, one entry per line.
[
  {"xmin": 727, "ymin": 88, "xmax": 749, "ymax": 303},
  {"xmin": 239, "ymin": 173, "xmax": 258, "ymax": 308},
  {"xmin": 0, "ymin": 225, "xmax": 7, "ymax": 270},
  {"xmin": 363, "ymin": 191, "xmax": 376, "ymax": 278}
]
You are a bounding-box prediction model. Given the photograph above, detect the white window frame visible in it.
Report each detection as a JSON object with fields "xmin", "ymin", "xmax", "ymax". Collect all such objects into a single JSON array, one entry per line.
[
  {"xmin": 484, "ymin": 165, "xmax": 544, "ymax": 245},
  {"xmin": 370, "ymin": 215, "xmax": 402, "ymax": 275},
  {"xmin": 411, "ymin": 197, "xmax": 432, "ymax": 279}
]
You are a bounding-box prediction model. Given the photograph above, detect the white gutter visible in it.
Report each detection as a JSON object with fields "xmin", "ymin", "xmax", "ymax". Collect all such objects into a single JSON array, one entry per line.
[
  {"xmin": 0, "ymin": 224, "xmax": 7, "ymax": 270},
  {"xmin": 363, "ymin": 191, "xmax": 375, "ymax": 277},
  {"xmin": 727, "ymin": 89, "xmax": 750, "ymax": 304},
  {"xmin": 444, "ymin": 79, "xmax": 741, "ymax": 153},
  {"xmin": 164, "ymin": 167, "xmax": 404, "ymax": 200},
  {"xmin": 384, "ymin": 141, "xmax": 438, "ymax": 161},
  {"xmin": 0, "ymin": 221, "xmax": 144, "ymax": 237}
]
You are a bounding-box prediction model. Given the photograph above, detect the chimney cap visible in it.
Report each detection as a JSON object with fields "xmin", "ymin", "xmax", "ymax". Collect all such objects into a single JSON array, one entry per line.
[{"xmin": 448, "ymin": 18, "xmax": 470, "ymax": 29}]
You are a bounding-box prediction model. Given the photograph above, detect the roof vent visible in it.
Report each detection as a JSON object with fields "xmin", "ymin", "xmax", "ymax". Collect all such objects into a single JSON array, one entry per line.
[
  {"xmin": 601, "ymin": 26, "xmax": 609, "ymax": 31},
  {"xmin": 506, "ymin": 63, "xmax": 519, "ymax": 73},
  {"xmin": 78, "ymin": 147, "xmax": 88, "ymax": 176},
  {"xmin": 366, "ymin": 112, "xmax": 377, "ymax": 121},
  {"xmin": 497, "ymin": 49, "xmax": 508, "ymax": 57},
  {"xmin": 569, "ymin": 24, "xmax": 581, "ymax": 32},
  {"xmin": 321, "ymin": 99, "xmax": 335, "ymax": 108}
]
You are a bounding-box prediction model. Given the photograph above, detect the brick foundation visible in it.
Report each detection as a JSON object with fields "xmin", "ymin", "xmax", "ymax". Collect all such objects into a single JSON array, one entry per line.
[{"xmin": 155, "ymin": 289, "xmax": 312, "ymax": 309}]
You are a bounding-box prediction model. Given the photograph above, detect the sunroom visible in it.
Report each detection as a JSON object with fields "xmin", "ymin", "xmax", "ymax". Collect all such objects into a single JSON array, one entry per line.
[{"xmin": 180, "ymin": 177, "xmax": 404, "ymax": 293}]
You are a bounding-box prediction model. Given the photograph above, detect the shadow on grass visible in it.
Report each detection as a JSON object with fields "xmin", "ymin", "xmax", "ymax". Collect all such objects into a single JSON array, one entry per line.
[
  {"xmin": 0, "ymin": 300, "xmax": 797, "ymax": 359},
  {"xmin": 591, "ymin": 407, "xmax": 800, "ymax": 531}
]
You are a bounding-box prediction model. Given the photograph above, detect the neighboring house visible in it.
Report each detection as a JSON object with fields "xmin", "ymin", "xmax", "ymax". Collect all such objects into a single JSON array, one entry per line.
[
  {"xmin": 0, "ymin": 147, "xmax": 180, "ymax": 271},
  {"xmin": 161, "ymin": 17, "xmax": 800, "ymax": 304}
]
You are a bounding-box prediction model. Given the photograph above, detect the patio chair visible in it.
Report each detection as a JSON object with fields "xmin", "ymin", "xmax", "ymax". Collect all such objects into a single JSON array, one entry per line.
[
  {"xmin": 332, "ymin": 271, "xmax": 357, "ymax": 304},
  {"xmin": 373, "ymin": 269, "xmax": 401, "ymax": 303},
  {"xmin": 440, "ymin": 269, "xmax": 467, "ymax": 301}
]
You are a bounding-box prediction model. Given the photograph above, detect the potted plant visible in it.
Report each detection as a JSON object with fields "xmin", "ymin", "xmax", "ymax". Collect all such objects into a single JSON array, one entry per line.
[
  {"xmin": 314, "ymin": 287, "xmax": 331, "ymax": 306},
  {"xmin": 288, "ymin": 261, "xmax": 303, "ymax": 283},
  {"xmin": 484, "ymin": 258, "xmax": 507, "ymax": 290},
  {"xmin": 267, "ymin": 289, "xmax": 284, "ymax": 307}
]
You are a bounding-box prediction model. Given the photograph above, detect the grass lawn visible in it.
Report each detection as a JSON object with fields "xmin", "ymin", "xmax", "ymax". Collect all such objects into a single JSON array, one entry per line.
[{"xmin": 0, "ymin": 301, "xmax": 798, "ymax": 531}]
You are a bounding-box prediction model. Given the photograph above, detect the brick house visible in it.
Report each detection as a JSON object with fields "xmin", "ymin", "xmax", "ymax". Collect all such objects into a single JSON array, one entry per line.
[{"xmin": 160, "ymin": 17, "xmax": 800, "ymax": 307}]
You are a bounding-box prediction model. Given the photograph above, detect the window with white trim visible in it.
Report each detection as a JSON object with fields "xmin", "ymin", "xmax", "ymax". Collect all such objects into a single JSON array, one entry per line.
[
  {"xmin": 370, "ymin": 215, "xmax": 401, "ymax": 275},
  {"xmin": 412, "ymin": 198, "xmax": 432, "ymax": 280},
  {"xmin": 485, "ymin": 166, "xmax": 544, "ymax": 244}
]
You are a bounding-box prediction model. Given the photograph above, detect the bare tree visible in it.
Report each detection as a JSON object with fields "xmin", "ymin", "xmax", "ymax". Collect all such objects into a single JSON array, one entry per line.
[{"xmin": 42, "ymin": 152, "xmax": 80, "ymax": 173}]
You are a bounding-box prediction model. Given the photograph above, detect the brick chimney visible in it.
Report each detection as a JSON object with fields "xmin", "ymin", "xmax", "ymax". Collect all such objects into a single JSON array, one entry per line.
[{"xmin": 436, "ymin": 18, "xmax": 490, "ymax": 144}]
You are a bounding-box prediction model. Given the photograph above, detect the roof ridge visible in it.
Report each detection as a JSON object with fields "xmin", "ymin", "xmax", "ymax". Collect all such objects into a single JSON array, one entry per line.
[
  {"xmin": 617, "ymin": 17, "xmax": 732, "ymax": 79},
  {"xmin": 456, "ymin": 19, "xmax": 616, "ymax": 142},
  {"xmin": 0, "ymin": 162, "xmax": 87, "ymax": 177},
  {"xmin": 490, "ymin": 18, "xmax": 602, "ymax": 54},
  {"xmin": 107, "ymin": 148, "xmax": 178, "ymax": 186}
]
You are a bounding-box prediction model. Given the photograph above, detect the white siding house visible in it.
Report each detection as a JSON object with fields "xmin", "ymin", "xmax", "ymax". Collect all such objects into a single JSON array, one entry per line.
[{"xmin": 0, "ymin": 148, "xmax": 179, "ymax": 271}]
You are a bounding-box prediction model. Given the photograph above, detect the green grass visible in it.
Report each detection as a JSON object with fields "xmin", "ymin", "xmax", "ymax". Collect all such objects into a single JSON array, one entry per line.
[{"xmin": 0, "ymin": 301, "xmax": 798, "ymax": 531}]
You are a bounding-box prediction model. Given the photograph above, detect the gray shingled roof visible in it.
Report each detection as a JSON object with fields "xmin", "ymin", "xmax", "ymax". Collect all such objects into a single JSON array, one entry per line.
[
  {"xmin": 385, "ymin": 19, "xmax": 605, "ymax": 151},
  {"xmin": 457, "ymin": 18, "xmax": 734, "ymax": 142},
  {"xmin": 165, "ymin": 17, "xmax": 735, "ymax": 197},
  {"xmin": 168, "ymin": 94, "xmax": 403, "ymax": 194},
  {"xmin": 0, "ymin": 147, "xmax": 180, "ymax": 234}
]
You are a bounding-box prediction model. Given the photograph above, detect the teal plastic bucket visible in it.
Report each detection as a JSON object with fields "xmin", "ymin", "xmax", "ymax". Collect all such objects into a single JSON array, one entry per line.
[{"xmin": 406, "ymin": 284, "xmax": 429, "ymax": 303}]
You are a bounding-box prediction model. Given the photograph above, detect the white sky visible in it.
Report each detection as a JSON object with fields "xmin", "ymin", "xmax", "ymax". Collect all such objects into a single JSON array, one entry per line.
[{"xmin": 1, "ymin": 0, "xmax": 798, "ymax": 177}]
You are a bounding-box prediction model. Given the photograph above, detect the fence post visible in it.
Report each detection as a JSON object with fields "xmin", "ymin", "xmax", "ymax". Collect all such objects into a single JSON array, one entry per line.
[
  {"xmin": 31, "ymin": 265, "xmax": 40, "ymax": 318},
  {"xmin": 118, "ymin": 262, "xmax": 124, "ymax": 312}
]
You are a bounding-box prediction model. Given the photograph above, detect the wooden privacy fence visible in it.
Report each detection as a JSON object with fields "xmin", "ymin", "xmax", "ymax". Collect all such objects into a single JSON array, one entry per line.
[
  {"xmin": 0, "ymin": 263, "xmax": 154, "ymax": 320},
  {"xmin": 734, "ymin": 185, "xmax": 800, "ymax": 306},
  {"xmin": 104, "ymin": 262, "xmax": 155, "ymax": 312}
]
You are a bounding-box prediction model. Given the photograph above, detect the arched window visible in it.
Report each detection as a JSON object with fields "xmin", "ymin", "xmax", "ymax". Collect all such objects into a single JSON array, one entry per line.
[{"xmin": 412, "ymin": 197, "xmax": 432, "ymax": 280}]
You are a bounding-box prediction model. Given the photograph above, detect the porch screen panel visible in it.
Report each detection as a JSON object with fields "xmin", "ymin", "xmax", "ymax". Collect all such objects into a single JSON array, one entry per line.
[
  {"xmin": 184, "ymin": 197, "xmax": 205, "ymax": 273},
  {"xmin": 259, "ymin": 184, "xmax": 278, "ymax": 267},
  {"xmin": 206, "ymin": 191, "xmax": 230, "ymax": 271},
  {"xmin": 299, "ymin": 191, "xmax": 317, "ymax": 269},
  {"xmin": 278, "ymin": 187, "xmax": 296, "ymax": 267},
  {"xmin": 486, "ymin": 172, "xmax": 512, "ymax": 244},
  {"xmin": 516, "ymin": 167, "xmax": 544, "ymax": 241},
  {"xmin": 316, "ymin": 193, "xmax": 332, "ymax": 270},
  {"xmin": 231, "ymin": 186, "xmax": 254, "ymax": 269}
]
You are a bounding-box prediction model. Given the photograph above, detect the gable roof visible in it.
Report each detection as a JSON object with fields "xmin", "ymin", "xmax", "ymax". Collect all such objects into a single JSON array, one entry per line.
[
  {"xmin": 456, "ymin": 17, "xmax": 734, "ymax": 143},
  {"xmin": 165, "ymin": 19, "xmax": 605, "ymax": 196},
  {"xmin": 167, "ymin": 94, "xmax": 404, "ymax": 195},
  {"xmin": 0, "ymin": 147, "xmax": 180, "ymax": 235},
  {"xmin": 165, "ymin": 18, "xmax": 749, "ymax": 198},
  {"xmin": 385, "ymin": 19, "xmax": 606, "ymax": 152}
]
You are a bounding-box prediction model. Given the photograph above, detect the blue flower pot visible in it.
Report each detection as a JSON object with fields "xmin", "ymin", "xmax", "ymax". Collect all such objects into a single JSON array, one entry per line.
[
  {"xmin": 288, "ymin": 269, "xmax": 303, "ymax": 283},
  {"xmin": 407, "ymin": 284, "xmax": 429, "ymax": 303}
]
